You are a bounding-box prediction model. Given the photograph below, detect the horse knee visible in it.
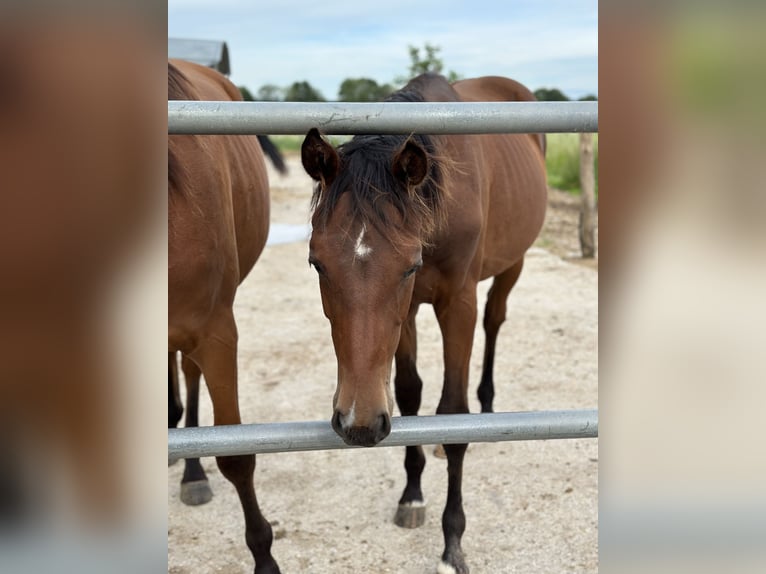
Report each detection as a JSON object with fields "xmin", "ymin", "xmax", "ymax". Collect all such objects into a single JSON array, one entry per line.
[
  {"xmin": 483, "ymin": 301, "xmax": 506, "ymax": 334},
  {"xmin": 436, "ymin": 396, "xmax": 469, "ymax": 417},
  {"xmin": 394, "ymin": 366, "xmax": 423, "ymax": 415}
]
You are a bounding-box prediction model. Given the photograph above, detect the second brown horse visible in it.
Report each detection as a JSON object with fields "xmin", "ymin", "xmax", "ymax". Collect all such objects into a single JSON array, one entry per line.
[
  {"xmin": 301, "ymin": 73, "xmax": 547, "ymax": 574},
  {"xmin": 169, "ymin": 59, "xmax": 280, "ymax": 573}
]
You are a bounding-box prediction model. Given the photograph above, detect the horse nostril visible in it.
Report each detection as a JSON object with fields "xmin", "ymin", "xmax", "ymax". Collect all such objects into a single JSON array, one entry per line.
[
  {"xmin": 377, "ymin": 413, "xmax": 392, "ymax": 440},
  {"xmin": 331, "ymin": 410, "xmax": 344, "ymax": 436},
  {"xmin": 331, "ymin": 410, "xmax": 390, "ymax": 446}
]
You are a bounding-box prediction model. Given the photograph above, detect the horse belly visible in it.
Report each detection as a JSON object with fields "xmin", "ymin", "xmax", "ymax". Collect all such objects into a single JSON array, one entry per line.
[
  {"xmin": 479, "ymin": 136, "xmax": 547, "ymax": 280},
  {"xmin": 169, "ymin": 250, "xmax": 233, "ymax": 351},
  {"xmin": 169, "ymin": 201, "xmax": 239, "ymax": 353},
  {"xmin": 225, "ymin": 135, "xmax": 270, "ymax": 283}
]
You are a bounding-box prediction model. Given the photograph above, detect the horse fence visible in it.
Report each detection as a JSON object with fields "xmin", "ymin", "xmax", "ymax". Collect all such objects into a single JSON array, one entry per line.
[
  {"xmin": 168, "ymin": 100, "xmax": 597, "ymax": 135},
  {"xmin": 167, "ymin": 100, "xmax": 598, "ymax": 460},
  {"xmin": 169, "ymin": 410, "xmax": 597, "ymax": 460}
]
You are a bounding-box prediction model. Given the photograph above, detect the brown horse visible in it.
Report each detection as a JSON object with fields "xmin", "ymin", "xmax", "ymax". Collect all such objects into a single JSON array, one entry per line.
[
  {"xmin": 301, "ymin": 73, "xmax": 547, "ymax": 573},
  {"xmin": 168, "ymin": 59, "xmax": 280, "ymax": 573}
]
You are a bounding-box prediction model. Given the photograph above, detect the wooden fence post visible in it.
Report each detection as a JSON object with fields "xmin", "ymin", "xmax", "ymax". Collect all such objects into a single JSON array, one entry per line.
[{"xmin": 579, "ymin": 132, "xmax": 596, "ymax": 258}]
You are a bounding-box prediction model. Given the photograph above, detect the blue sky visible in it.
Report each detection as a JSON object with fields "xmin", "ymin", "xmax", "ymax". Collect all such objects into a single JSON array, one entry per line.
[{"xmin": 168, "ymin": 0, "xmax": 597, "ymax": 100}]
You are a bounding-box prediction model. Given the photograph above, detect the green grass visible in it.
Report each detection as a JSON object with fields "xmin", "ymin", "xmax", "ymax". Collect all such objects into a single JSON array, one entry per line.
[{"xmin": 545, "ymin": 133, "xmax": 598, "ymax": 196}]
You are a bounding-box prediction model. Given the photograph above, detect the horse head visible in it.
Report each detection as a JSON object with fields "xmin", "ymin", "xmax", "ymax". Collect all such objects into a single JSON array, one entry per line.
[{"xmin": 302, "ymin": 128, "xmax": 440, "ymax": 446}]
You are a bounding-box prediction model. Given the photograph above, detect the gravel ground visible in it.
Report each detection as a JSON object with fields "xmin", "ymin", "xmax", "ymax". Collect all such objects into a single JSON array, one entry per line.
[{"xmin": 168, "ymin": 155, "xmax": 598, "ymax": 573}]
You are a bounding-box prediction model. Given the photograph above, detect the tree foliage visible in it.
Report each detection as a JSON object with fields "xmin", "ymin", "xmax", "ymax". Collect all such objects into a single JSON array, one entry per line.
[
  {"xmin": 397, "ymin": 43, "xmax": 461, "ymax": 84},
  {"xmin": 243, "ymin": 43, "xmax": 596, "ymax": 107},
  {"xmin": 534, "ymin": 88, "xmax": 598, "ymax": 102},
  {"xmin": 534, "ymin": 87, "xmax": 570, "ymax": 101},
  {"xmin": 338, "ymin": 77, "xmax": 393, "ymax": 102},
  {"xmin": 257, "ymin": 84, "xmax": 284, "ymax": 101},
  {"xmin": 240, "ymin": 84, "xmax": 285, "ymax": 101},
  {"xmin": 284, "ymin": 81, "xmax": 325, "ymax": 102},
  {"xmin": 238, "ymin": 85, "xmax": 255, "ymax": 101}
]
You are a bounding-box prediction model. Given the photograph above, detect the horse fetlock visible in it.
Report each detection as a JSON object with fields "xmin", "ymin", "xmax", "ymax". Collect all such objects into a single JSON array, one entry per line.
[
  {"xmin": 438, "ymin": 547, "xmax": 468, "ymax": 574},
  {"xmin": 253, "ymin": 558, "xmax": 281, "ymax": 574},
  {"xmin": 247, "ymin": 522, "xmax": 281, "ymax": 574},
  {"xmin": 437, "ymin": 560, "xmax": 467, "ymax": 574}
]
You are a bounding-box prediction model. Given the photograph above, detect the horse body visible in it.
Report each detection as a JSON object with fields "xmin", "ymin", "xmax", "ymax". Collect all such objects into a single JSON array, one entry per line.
[
  {"xmin": 302, "ymin": 73, "xmax": 547, "ymax": 573},
  {"xmin": 169, "ymin": 60, "xmax": 269, "ymax": 341},
  {"xmin": 168, "ymin": 59, "xmax": 279, "ymax": 573},
  {"xmin": 444, "ymin": 76, "xmax": 546, "ymax": 279}
]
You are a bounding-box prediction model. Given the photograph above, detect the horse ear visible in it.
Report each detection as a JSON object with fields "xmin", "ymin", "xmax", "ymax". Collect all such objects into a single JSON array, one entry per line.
[
  {"xmin": 392, "ymin": 139, "xmax": 428, "ymax": 187},
  {"xmin": 301, "ymin": 128, "xmax": 339, "ymax": 186}
]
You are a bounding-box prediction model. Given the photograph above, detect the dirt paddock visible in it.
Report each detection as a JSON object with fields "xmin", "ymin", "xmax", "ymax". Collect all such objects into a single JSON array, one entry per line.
[{"xmin": 168, "ymin": 154, "xmax": 598, "ymax": 573}]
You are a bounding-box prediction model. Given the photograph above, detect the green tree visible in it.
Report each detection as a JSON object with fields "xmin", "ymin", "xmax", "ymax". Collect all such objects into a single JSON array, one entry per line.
[
  {"xmin": 284, "ymin": 81, "xmax": 325, "ymax": 102},
  {"xmin": 533, "ymin": 87, "xmax": 570, "ymax": 101},
  {"xmin": 397, "ymin": 43, "xmax": 461, "ymax": 84},
  {"xmin": 238, "ymin": 85, "xmax": 256, "ymax": 101},
  {"xmin": 338, "ymin": 77, "xmax": 393, "ymax": 102},
  {"xmin": 578, "ymin": 94, "xmax": 598, "ymax": 101},
  {"xmin": 256, "ymin": 84, "xmax": 284, "ymax": 101}
]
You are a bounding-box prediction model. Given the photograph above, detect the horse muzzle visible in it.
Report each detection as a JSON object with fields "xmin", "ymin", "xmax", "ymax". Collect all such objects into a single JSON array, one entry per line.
[{"xmin": 331, "ymin": 409, "xmax": 391, "ymax": 447}]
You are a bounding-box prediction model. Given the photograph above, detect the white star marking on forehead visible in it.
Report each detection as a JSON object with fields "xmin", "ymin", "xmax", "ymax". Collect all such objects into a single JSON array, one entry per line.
[{"xmin": 354, "ymin": 223, "xmax": 372, "ymax": 259}]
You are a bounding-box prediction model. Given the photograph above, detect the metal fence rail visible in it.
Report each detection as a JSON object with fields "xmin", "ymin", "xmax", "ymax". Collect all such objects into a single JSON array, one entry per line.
[
  {"xmin": 167, "ymin": 102, "xmax": 598, "ymax": 460},
  {"xmin": 168, "ymin": 101, "xmax": 598, "ymax": 135},
  {"xmin": 168, "ymin": 409, "xmax": 598, "ymax": 460}
]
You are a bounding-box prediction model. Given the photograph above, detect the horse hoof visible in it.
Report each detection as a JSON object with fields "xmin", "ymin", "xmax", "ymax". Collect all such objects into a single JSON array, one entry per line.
[
  {"xmin": 433, "ymin": 444, "xmax": 447, "ymax": 459},
  {"xmin": 180, "ymin": 480, "xmax": 213, "ymax": 506},
  {"xmin": 394, "ymin": 501, "xmax": 426, "ymax": 528},
  {"xmin": 437, "ymin": 560, "xmax": 468, "ymax": 574}
]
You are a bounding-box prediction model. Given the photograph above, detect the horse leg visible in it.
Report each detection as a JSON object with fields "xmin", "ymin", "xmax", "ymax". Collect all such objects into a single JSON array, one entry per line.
[
  {"xmin": 168, "ymin": 352, "xmax": 183, "ymax": 467},
  {"xmin": 393, "ymin": 306, "xmax": 427, "ymax": 528},
  {"xmin": 168, "ymin": 351, "xmax": 183, "ymax": 428},
  {"xmin": 477, "ymin": 259, "xmax": 524, "ymax": 413},
  {"xmin": 189, "ymin": 312, "xmax": 280, "ymax": 574},
  {"xmin": 179, "ymin": 354, "xmax": 213, "ymax": 506},
  {"xmin": 434, "ymin": 286, "xmax": 478, "ymax": 574}
]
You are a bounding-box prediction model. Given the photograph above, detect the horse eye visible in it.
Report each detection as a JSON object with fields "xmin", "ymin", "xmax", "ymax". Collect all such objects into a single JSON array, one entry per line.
[
  {"xmin": 309, "ymin": 259, "xmax": 325, "ymax": 276},
  {"xmin": 403, "ymin": 261, "xmax": 422, "ymax": 279}
]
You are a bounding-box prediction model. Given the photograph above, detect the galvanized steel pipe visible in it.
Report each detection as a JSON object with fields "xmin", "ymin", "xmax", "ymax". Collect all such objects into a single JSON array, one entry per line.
[
  {"xmin": 168, "ymin": 409, "xmax": 598, "ymax": 460},
  {"xmin": 167, "ymin": 101, "xmax": 598, "ymax": 135}
]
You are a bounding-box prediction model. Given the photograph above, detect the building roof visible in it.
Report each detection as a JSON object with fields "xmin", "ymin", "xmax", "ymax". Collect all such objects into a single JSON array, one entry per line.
[{"xmin": 168, "ymin": 38, "xmax": 230, "ymax": 76}]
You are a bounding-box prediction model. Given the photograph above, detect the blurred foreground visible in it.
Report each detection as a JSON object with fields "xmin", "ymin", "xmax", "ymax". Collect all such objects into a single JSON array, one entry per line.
[
  {"xmin": 600, "ymin": 4, "xmax": 766, "ymax": 573},
  {"xmin": 0, "ymin": 4, "xmax": 167, "ymax": 573}
]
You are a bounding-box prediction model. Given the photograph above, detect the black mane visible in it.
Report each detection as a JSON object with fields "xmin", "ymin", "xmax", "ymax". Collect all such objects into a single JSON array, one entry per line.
[{"xmin": 311, "ymin": 79, "xmax": 449, "ymax": 243}]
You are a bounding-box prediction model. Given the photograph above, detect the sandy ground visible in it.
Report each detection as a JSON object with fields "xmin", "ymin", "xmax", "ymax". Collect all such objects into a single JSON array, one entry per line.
[{"xmin": 168, "ymin": 155, "xmax": 598, "ymax": 573}]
